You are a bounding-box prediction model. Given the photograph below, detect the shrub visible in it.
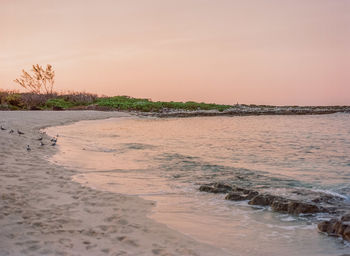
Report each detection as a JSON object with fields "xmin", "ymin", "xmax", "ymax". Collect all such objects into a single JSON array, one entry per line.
[
  {"xmin": 6, "ymin": 93, "xmax": 23, "ymax": 107},
  {"xmin": 21, "ymin": 93, "xmax": 57, "ymax": 109},
  {"xmin": 45, "ymin": 98, "xmax": 74, "ymax": 109},
  {"xmin": 60, "ymin": 91, "xmax": 97, "ymax": 105}
]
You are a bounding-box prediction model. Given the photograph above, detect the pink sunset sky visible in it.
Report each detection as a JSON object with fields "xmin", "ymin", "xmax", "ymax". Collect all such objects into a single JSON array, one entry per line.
[{"xmin": 0, "ymin": 0, "xmax": 349, "ymax": 105}]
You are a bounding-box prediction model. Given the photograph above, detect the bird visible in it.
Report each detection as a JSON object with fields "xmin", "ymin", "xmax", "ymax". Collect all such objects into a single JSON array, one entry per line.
[
  {"xmin": 0, "ymin": 126, "xmax": 6, "ymax": 130},
  {"xmin": 51, "ymin": 141, "xmax": 56, "ymax": 146},
  {"xmin": 37, "ymin": 136, "xmax": 43, "ymax": 141},
  {"xmin": 40, "ymin": 141, "xmax": 45, "ymax": 146},
  {"xmin": 17, "ymin": 130, "xmax": 24, "ymax": 135},
  {"xmin": 26, "ymin": 145, "xmax": 31, "ymax": 151},
  {"xmin": 9, "ymin": 129, "xmax": 14, "ymax": 134}
]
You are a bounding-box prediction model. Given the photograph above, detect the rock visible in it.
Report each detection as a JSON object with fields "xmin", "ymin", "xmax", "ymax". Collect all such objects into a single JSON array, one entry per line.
[
  {"xmin": 341, "ymin": 213, "xmax": 350, "ymax": 222},
  {"xmin": 199, "ymin": 182, "xmax": 345, "ymax": 217},
  {"xmin": 287, "ymin": 201, "xmax": 322, "ymax": 215},
  {"xmin": 318, "ymin": 220, "xmax": 333, "ymax": 233},
  {"xmin": 225, "ymin": 192, "xmax": 247, "ymax": 201},
  {"xmin": 318, "ymin": 213, "xmax": 350, "ymax": 242},
  {"xmin": 248, "ymin": 194, "xmax": 279, "ymax": 206},
  {"xmin": 249, "ymin": 194, "xmax": 324, "ymax": 215},
  {"xmin": 199, "ymin": 182, "xmax": 232, "ymax": 194},
  {"xmin": 271, "ymin": 200, "xmax": 289, "ymax": 212},
  {"xmin": 245, "ymin": 190, "xmax": 259, "ymax": 200},
  {"xmin": 224, "ymin": 187, "xmax": 259, "ymax": 201}
]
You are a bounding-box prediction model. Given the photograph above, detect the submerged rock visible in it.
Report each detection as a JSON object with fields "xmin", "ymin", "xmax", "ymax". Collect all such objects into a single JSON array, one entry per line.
[
  {"xmin": 225, "ymin": 190, "xmax": 259, "ymax": 201},
  {"xmin": 198, "ymin": 182, "xmax": 347, "ymax": 216},
  {"xmin": 318, "ymin": 213, "xmax": 350, "ymax": 241},
  {"xmin": 199, "ymin": 182, "xmax": 233, "ymax": 194},
  {"xmin": 288, "ymin": 201, "xmax": 323, "ymax": 215},
  {"xmin": 225, "ymin": 192, "xmax": 248, "ymax": 201},
  {"xmin": 249, "ymin": 194, "xmax": 324, "ymax": 214},
  {"xmin": 199, "ymin": 181, "xmax": 350, "ymax": 244},
  {"xmin": 271, "ymin": 199, "xmax": 289, "ymax": 212},
  {"xmin": 248, "ymin": 194, "xmax": 280, "ymax": 206}
]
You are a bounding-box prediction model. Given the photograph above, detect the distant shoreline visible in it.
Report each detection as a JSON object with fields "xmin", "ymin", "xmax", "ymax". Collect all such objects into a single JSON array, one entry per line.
[
  {"xmin": 151, "ymin": 105, "xmax": 350, "ymax": 118},
  {"xmin": 1, "ymin": 91, "xmax": 349, "ymax": 115},
  {"xmin": 1, "ymin": 103, "xmax": 349, "ymax": 118}
]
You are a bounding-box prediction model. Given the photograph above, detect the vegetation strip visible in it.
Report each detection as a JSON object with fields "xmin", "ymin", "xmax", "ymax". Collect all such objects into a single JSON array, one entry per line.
[{"xmin": 1, "ymin": 91, "xmax": 350, "ymax": 116}]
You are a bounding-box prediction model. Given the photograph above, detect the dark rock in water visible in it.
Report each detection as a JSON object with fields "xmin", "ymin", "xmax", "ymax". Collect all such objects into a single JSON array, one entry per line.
[
  {"xmin": 199, "ymin": 182, "xmax": 233, "ymax": 194},
  {"xmin": 225, "ymin": 192, "xmax": 248, "ymax": 201},
  {"xmin": 245, "ymin": 190, "xmax": 259, "ymax": 200},
  {"xmin": 218, "ymin": 185, "xmax": 259, "ymax": 201},
  {"xmin": 288, "ymin": 201, "xmax": 322, "ymax": 215},
  {"xmin": 317, "ymin": 219, "xmax": 338, "ymax": 233},
  {"xmin": 231, "ymin": 186, "xmax": 258, "ymax": 197},
  {"xmin": 199, "ymin": 182, "xmax": 347, "ymax": 217},
  {"xmin": 224, "ymin": 186, "xmax": 259, "ymax": 201},
  {"xmin": 249, "ymin": 194, "xmax": 324, "ymax": 214},
  {"xmin": 311, "ymin": 194, "xmax": 344, "ymax": 204},
  {"xmin": 248, "ymin": 194, "xmax": 279, "ymax": 206},
  {"xmin": 271, "ymin": 199, "xmax": 289, "ymax": 212},
  {"xmin": 318, "ymin": 213, "xmax": 350, "ymax": 241},
  {"xmin": 341, "ymin": 213, "xmax": 350, "ymax": 222}
]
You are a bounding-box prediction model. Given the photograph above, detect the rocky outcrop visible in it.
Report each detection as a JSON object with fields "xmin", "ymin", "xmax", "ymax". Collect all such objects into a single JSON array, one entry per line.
[
  {"xmin": 199, "ymin": 183, "xmax": 332, "ymax": 215},
  {"xmin": 247, "ymin": 194, "xmax": 324, "ymax": 214},
  {"xmin": 199, "ymin": 182, "xmax": 350, "ymax": 243},
  {"xmin": 199, "ymin": 182, "xmax": 233, "ymax": 194},
  {"xmin": 318, "ymin": 213, "xmax": 350, "ymax": 241},
  {"xmin": 248, "ymin": 194, "xmax": 278, "ymax": 206},
  {"xmin": 156, "ymin": 106, "xmax": 350, "ymax": 118},
  {"xmin": 225, "ymin": 190, "xmax": 259, "ymax": 201}
]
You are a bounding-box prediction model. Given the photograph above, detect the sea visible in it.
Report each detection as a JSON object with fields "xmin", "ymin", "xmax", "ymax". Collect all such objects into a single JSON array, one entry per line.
[{"xmin": 45, "ymin": 113, "xmax": 350, "ymax": 256}]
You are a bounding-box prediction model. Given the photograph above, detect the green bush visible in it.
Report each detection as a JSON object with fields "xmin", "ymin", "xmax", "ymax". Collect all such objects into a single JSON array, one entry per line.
[
  {"xmin": 45, "ymin": 98, "xmax": 74, "ymax": 109},
  {"xmin": 96, "ymin": 96, "xmax": 231, "ymax": 112},
  {"xmin": 6, "ymin": 93, "xmax": 23, "ymax": 107}
]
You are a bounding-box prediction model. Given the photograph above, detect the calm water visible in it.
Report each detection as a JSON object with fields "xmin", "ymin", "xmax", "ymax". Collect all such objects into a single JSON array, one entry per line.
[{"xmin": 46, "ymin": 114, "xmax": 350, "ymax": 256}]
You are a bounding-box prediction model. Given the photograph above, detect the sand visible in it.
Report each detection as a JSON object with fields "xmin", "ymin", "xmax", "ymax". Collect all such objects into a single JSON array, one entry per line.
[{"xmin": 0, "ymin": 111, "xmax": 228, "ymax": 256}]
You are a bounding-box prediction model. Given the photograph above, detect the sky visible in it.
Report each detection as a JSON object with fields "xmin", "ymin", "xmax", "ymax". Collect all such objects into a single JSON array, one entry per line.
[{"xmin": 0, "ymin": 0, "xmax": 349, "ymax": 105}]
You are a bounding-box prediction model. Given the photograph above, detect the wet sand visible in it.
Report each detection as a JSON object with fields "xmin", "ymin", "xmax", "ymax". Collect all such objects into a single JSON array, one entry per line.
[{"xmin": 0, "ymin": 111, "xmax": 227, "ymax": 256}]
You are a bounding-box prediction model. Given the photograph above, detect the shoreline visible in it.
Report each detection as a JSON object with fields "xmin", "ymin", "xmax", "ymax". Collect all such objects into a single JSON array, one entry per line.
[
  {"xmin": 152, "ymin": 106, "xmax": 350, "ymax": 118},
  {"xmin": 1, "ymin": 105, "xmax": 349, "ymax": 119},
  {"xmin": 0, "ymin": 111, "xmax": 228, "ymax": 256},
  {"xmin": 37, "ymin": 113, "xmax": 350, "ymax": 255}
]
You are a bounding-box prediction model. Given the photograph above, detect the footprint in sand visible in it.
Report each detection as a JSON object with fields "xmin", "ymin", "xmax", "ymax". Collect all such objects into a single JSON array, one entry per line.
[{"xmin": 59, "ymin": 238, "xmax": 73, "ymax": 248}]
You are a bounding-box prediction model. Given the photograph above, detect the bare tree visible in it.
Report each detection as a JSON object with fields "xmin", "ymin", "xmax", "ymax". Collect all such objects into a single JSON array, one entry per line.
[{"xmin": 14, "ymin": 64, "xmax": 55, "ymax": 94}]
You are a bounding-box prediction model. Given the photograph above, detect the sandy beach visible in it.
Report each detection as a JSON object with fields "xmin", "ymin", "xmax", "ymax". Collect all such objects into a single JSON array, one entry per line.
[{"xmin": 0, "ymin": 111, "xmax": 227, "ymax": 256}]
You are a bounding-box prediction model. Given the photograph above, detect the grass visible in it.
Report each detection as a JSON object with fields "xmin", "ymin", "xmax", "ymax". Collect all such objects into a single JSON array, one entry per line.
[{"xmin": 96, "ymin": 96, "xmax": 232, "ymax": 112}]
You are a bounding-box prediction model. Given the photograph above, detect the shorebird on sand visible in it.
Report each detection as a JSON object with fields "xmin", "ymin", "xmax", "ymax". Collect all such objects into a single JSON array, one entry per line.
[
  {"xmin": 9, "ymin": 129, "xmax": 14, "ymax": 134},
  {"xmin": 51, "ymin": 141, "xmax": 56, "ymax": 146},
  {"xmin": 26, "ymin": 145, "xmax": 31, "ymax": 151},
  {"xmin": 0, "ymin": 126, "xmax": 6, "ymax": 130},
  {"xmin": 17, "ymin": 130, "xmax": 24, "ymax": 135}
]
